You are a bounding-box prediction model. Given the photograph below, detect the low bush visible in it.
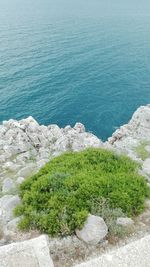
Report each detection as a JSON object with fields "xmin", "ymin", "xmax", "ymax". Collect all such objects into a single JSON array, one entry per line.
[{"xmin": 14, "ymin": 148, "xmax": 150, "ymax": 236}]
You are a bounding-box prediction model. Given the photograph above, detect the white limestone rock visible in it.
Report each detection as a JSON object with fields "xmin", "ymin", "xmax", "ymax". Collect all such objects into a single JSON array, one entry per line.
[
  {"xmin": 17, "ymin": 163, "xmax": 36, "ymax": 178},
  {"xmin": 107, "ymin": 105, "xmax": 150, "ymax": 163},
  {"xmin": 0, "ymin": 235, "xmax": 54, "ymax": 267},
  {"xmin": 36, "ymin": 159, "xmax": 49, "ymax": 170},
  {"xmin": 0, "ymin": 195, "xmax": 20, "ymax": 224},
  {"xmin": 0, "ymin": 116, "xmax": 103, "ymax": 180},
  {"xmin": 3, "ymin": 162, "xmax": 21, "ymax": 172},
  {"xmin": 74, "ymin": 123, "xmax": 85, "ymax": 133},
  {"xmin": 76, "ymin": 214, "xmax": 108, "ymax": 245},
  {"xmin": 3, "ymin": 217, "xmax": 21, "ymax": 237},
  {"xmin": 16, "ymin": 177, "xmax": 25, "ymax": 185},
  {"xmin": 2, "ymin": 178, "xmax": 15, "ymax": 193}
]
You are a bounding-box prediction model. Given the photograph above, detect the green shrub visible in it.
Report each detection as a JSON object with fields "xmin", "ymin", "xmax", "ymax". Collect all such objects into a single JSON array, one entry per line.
[{"xmin": 14, "ymin": 148, "xmax": 150, "ymax": 236}]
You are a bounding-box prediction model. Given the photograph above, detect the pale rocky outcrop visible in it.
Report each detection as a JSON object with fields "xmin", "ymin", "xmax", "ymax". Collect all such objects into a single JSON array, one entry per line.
[
  {"xmin": 16, "ymin": 177, "xmax": 25, "ymax": 185},
  {"xmin": 3, "ymin": 217, "xmax": 21, "ymax": 238},
  {"xmin": 0, "ymin": 195, "xmax": 20, "ymax": 225},
  {"xmin": 107, "ymin": 105, "xmax": 150, "ymax": 180},
  {"xmin": 76, "ymin": 215, "xmax": 108, "ymax": 245},
  {"xmin": 108, "ymin": 105, "xmax": 150, "ymax": 146},
  {"xmin": 0, "ymin": 104, "xmax": 150, "ymax": 248},
  {"xmin": 107, "ymin": 105, "xmax": 150, "ymax": 152},
  {"xmin": 2, "ymin": 178, "xmax": 15, "ymax": 193},
  {"xmin": 0, "ymin": 116, "xmax": 103, "ymax": 180},
  {"xmin": 0, "ymin": 117, "xmax": 103, "ymax": 240}
]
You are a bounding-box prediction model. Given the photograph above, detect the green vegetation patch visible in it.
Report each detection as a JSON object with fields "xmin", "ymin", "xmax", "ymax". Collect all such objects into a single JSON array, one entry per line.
[
  {"xmin": 135, "ymin": 140, "xmax": 150, "ymax": 160},
  {"xmin": 14, "ymin": 148, "xmax": 150, "ymax": 236}
]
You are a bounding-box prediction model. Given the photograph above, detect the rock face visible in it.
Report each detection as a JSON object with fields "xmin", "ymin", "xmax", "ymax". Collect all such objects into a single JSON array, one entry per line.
[
  {"xmin": 0, "ymin": 116, "xmax": 103, "ymax": 180},
  {"xmin": 1, "ymin": 105, "xmax": 150, "ymax": 184},
  {"xmin": 107, "ymin": 105, "xmax": 150, "ymax": 181},
  {"xmin": 0, "ymin": 105, "xmax": 150, "ymax": 243},
  {"xmin": 0, "ymin": 117, "xmax": 103, "ymax": 240},
  {"xmin": 0, "ymin": 235, "xmax": 54, "ymax": 267},
  {"xmin": 108, "ymin": 105, "xmax": 150, "ymax": 146},
  {"xmin": 2, "ymin": 178, "xmax": 15, "ymax": 193},
  {"xmin": 3, "ymin": 217, "xmax": 21, "ymax": 238},
  {"xmin": 0, "ymin": 195, "xmax": 20, "ymax": 225},
  {"xmin": 76, "ymin": 215, "xmax": 108, "ymax": 245}
]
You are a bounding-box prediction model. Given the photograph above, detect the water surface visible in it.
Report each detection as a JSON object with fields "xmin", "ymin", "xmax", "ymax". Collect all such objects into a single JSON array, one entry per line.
[{"xmin": 0, "ymin": 0, "xmax": 150, "ymax": 140}]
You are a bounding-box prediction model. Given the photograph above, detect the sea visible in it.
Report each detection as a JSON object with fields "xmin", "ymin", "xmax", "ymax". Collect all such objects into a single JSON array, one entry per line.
[{"xmin": 0, "ymin": 0, "xmax": 150, "ymax": 140}]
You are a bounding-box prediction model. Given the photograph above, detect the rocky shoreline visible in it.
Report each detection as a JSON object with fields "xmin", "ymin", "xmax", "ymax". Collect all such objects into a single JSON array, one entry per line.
[{"xmin": 0, "ymin": 104, "xmax": 150, "ymax": 266}]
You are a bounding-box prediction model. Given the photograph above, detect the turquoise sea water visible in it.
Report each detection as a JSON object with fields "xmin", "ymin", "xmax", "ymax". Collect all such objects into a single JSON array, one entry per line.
[{"xmin": 1, "ymin": 0, "xmax": 150, "ymax": 140}]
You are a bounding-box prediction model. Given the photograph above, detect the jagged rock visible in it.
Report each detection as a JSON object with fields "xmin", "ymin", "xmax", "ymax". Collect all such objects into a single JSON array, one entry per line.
[
  {"xmin": 0, "ymin": 195, "xmax": 20, "ymax": 224},
  {"xmin": 116, "ymin": 217, "xmax": 134, "ymax": 227},
  {"xmin": 2, "ymin": 178, "xmax": 15, "ymax": 193},
  {"xmin": 36, "ymin": 159, "xmax": 49, "ymax": 169},
  {"xmin": 107, "ymin": 105, "xmax": 150, "ymax": 161},
  {"xmin": 3, "ymin": 217, "xmax": 21, "ymax": 237},
  {"xmin": 0, "ymin": 117, "xmax": 103, "ymax": 182},
  {"xmin": 16, "ymin": 177, "xmax": 25, "ymax": 185},
  {"xmin": 0, "ymin": 155, "xmax": 6, "ymax": 163},
  {"xmin": 74, "ymin": 123, "xmax": 85, "ymax": 133},
  {"xmin": 0, "ymin": 235, "xmax": 54, "ymax": 267},
  {"xmin": 17, "ymin": 163, "xmax": 36, "ymax": 177},
  {"xmin": 76, "ymin": 215, "xmax": 108, "ymax": 245},
  {"xmin": 64, "ymin": 125, "xmax": 72, "ymax": 133},
  {"xmin": 3, "ymin": 162, "xmax": 21, "ymax": 172}
]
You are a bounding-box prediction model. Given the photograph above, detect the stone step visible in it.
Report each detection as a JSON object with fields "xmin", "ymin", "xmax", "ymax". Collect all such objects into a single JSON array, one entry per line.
[
  {"xmin": 0, "ymin": 235, "xmax": 54, "ymax": 267},
  {"xmin": 75, "ymin": 235, "xmax": 150, "ymax": 267}
]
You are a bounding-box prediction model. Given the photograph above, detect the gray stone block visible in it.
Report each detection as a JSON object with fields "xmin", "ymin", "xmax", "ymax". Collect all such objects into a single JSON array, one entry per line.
[{"xmin": 0, "ymin": 235, "xmax": 54, "ymax": 267}]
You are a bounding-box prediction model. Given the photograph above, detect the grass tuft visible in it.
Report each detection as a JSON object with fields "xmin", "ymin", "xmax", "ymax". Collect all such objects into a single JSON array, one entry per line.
[{"xmin": 135, "ymin": 140, "xmax": 150, "ymax": 160}]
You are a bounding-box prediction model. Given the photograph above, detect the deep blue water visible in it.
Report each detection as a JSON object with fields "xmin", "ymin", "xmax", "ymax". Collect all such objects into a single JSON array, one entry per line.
[{"xmin": 1, "ymin": 0, "xmax": 150, "ymax": 140}]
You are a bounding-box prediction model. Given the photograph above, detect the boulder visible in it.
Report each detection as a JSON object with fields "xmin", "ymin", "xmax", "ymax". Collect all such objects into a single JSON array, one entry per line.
[
  {"xmin": 36, "ymin": 159, "xmax": 49, "ymax": 169},
  {"xmin": 16, "ymin": 177, "xmax": 25, "ymax": 185},
  {"xmin": 2, "ymin": 178, "xmax": 15, "ymax": 193},
  {"xmin": 0, "ymin": 195, "xmax": 20, "ymax": 224},
  {"xmin": 116, "ymin": 217, "xmax": 134, "ymax": 227},
  {"xmin": 3, "ymin": 217, "xmax": 21, "ymax": 237},
  {"xmin": 107, "ymin": 105, "xmax": 150, "ymax": 164},
  {"xmin": 74, "ymin": 123, "xmax": 85, "ymax": 133},
  {"xmin": 3, "ymin": 162, "xmax": 21, "ymax": 172},
  {"xmin": 0, "ymin": 235, "xmax": 54, "ymax": 267},
  {"xmin": 76, "ymin": 214, "xmax": 108, "ymax": 245},
  {"xmin": 17, "ymin": 164, "xmax": 36, "ymax": 177}
]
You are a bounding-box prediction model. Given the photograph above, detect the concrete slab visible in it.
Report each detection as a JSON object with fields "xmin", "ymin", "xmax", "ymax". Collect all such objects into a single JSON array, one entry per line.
[
  {"xmin": 75, "ymin": 235, "xmax": 150, "ymax": 267},
  {"xmin": 0, "ymin": 235, "xmax": 54, "ymax": 267}
]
